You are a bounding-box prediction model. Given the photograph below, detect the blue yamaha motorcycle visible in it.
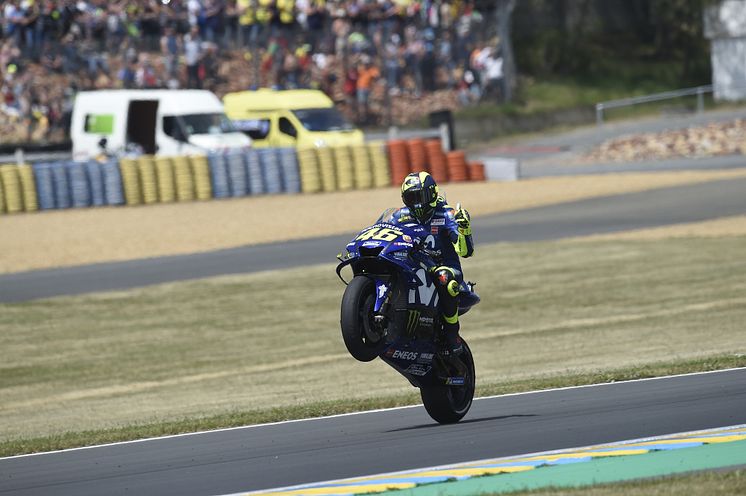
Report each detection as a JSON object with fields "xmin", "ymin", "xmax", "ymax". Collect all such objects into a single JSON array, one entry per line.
[{"xmin": 336, "ymin": 210, "xmax": 480, "ymax": 423}]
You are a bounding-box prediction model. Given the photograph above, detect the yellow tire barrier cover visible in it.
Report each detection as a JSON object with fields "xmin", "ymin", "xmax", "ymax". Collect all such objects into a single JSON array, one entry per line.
[
  {"xmin": 297, "ymin": 147, "xmax": 321, "ymax": 194},
  {"xmin": 333, "ymin": 146, "xmax": 354, "ymax": 191},
  {"xmin": 155, "ymin": 156, "xmax": 176, "ymax": 203},
  {"xmin": 173, "ymin": 156, "xmax": 196, "ymax": 201},
  {"xmin": 119, "ymin": 158, "xmax": 142, "ymax": 206},
  {"xmin": 18, "ymin": 164, "xmax": 38, "ymax": 212},
  {"xmin": 0, "ymin": 165, "xmax": 23, "ymax": 214},
  {"xmin": 316, "ymin": 146, "xmax": 337, "ymax": 192},
  {"xmin": 351, "ymin": 144, "xmax": 373, "ymax": 190},
  {"xmin": 137, "ymin": 155, "xmax": 158, "ymax": 204},
  {"xmin": 368, "ymin": 141, "xmax": 391, "ymax": 188},
  {"xmin": 189, "ymin": 155, "xmax": 212, "ymax": 201}
]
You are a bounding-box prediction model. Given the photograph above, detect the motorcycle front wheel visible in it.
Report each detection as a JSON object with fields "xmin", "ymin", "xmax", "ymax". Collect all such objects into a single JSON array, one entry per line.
[
  {"xmin": 420, "ymin": 340, "xmax": 475, "ymax": 424},
  {"xmin": 340, "ymin": 276, "xmax": 385, "ymax": 362}
]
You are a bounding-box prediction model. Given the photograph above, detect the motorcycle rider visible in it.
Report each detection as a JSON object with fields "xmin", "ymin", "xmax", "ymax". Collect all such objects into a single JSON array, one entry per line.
[{"xmin": 389, "ymin": 171, "xmax": 474, "ymax": 354}]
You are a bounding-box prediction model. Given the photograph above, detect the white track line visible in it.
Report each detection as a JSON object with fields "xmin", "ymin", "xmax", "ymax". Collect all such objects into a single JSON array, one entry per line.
[{"xmin": 2, "ymin": 366, "xmax": 744, "ymax": 461}]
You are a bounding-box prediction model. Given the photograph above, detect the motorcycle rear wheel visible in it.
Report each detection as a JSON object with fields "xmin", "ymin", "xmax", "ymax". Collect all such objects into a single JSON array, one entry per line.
[
  {"xmin": 340, "ymin": 276, "xmax": 385, "ymax": 362},
  {"xmin": 420, "ymin": 340, "xmax": 475, "ymax": 424}
]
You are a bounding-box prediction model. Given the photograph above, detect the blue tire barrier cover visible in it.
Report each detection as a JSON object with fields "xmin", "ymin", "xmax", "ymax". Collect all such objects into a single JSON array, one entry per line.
[
  {"xmin": 85, "ymin": 161, "xmax": 106, "ymax": 207},
  {"xmin": 226, "ymin": 152, "xmax": 248, "ymax": 197},
  {"xmin": 102, "ymin": 159, "xmax": 125, "ymax": 206},
  {"xmin": 51, "ymin": 162, "xmax": 71, "ymax": 209},
  {"xmin": 68, "ymin": 161, "xmax": 91, "ymax": 208},
  {"xmin": 277, "ymin": 148, "xmax": 301, "ymax": 194},
  {"xmin": 208, "ymin": 152, "xmax": 231, "ymax": 199},
  {"xmin": 260, "ymin": 148, "xmax": 283, "ymax": 194},
  {"xmin": 32, "ymin": 163, "xmax": 56, "ymax": 210},
  {"xmin": 245, "ymin": 148, "xmax": 264, "ymax": 195}
]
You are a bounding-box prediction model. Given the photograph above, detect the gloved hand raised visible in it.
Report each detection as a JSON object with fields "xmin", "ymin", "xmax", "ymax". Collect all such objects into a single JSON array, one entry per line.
[{"xmin": 454, "ymin": 206, "xmax": 471, "ymax": 236}]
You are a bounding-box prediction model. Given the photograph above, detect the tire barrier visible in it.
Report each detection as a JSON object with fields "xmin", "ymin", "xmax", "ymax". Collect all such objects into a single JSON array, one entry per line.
[
  {"xmin": 85, "ymin": 161, "xmax": 106, "ymax": 207},
  {"xmin": 226, "ymin": 152, "xmax": 248, "ymax": 197},
  {"xmin": 190, "ymin": 155, "xmax": 212, "ymax": 201},
  {"xmin": 333, "ymin": 146, "xmax": 355, "ymax": 191},
  {"xmin": 18, "ymin": 164, "xmax": 38, "ymax": 212},
  {"xmin": 351, "ymin": 145, "xmax": 373, "ymax": 189},
  {"xmin": 102, "ymin": 159, "xmax": 125, "ymax": 206},
  {"xmin": 446, "ymin": 150, "xmax": 469, "ymax": 182},
  {"xmin": 278, "ymin": 148, "xmax": 301, "ymax": 194},
  {"xmin": 119, "ymin": 158, "xmax": 141, "ymax": 206},
  {"xmin": 68, "ymin": 161, "xmax": 91, "ymax": 208},
  {"xmin": 33, "ymin": 163, "xmax": 56, "ymax": 210},
  {"xmin": 468, "ymin": 161, "xmax": 486, "ymax": 181},
  {"xmin": 368, "ymin": 141, "xmax": 391, "ymax": 188},
  {"xmin": 425, "ymin": 139, "xmax": 449, "ymax": 184},
  {"xmin": 244, "ymin": 149, "xmax": 264, "ymax": 195},
  {"xmin": 297, "ymin": 147, "xmax": 321, "ymax": 193},
  {"xmin": 0, "ymin": 165, "xmax": 23, "ymax": 213},
  {"xmin": 0, "ymin": 142, "xmax": 483, "ymax": 215},
  {"xmin": 316, "ymin": 146, "xmax": 337, "ymax": 192},
  {"xmin": 154, "ymin": 156, "xmax": 176, "ymax": 203},
  {"xmin": 174, "ymin": 156, "xmax": 196, "ymax": 201},
  {"xmin": 208, "ymin": 153, "xmax": 231, "ymax": 199},
  {"xmin": 137, "ymin": 156, "xmax": 159, "ymax": 205},
  {"xmin": 259, "ymin": 148, "xmax": 283, "ymax": 194},
  {"xmin": 387, "ymin": 139, "xmax": 410, "ymax": 185},
  {"xmin": 406, "ymin": 139, "xmax": 427, "ymax": 174}
]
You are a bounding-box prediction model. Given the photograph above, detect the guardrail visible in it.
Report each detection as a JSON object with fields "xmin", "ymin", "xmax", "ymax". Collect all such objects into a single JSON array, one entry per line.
[{"xmin": 595, "ymin": 85, "xmax": 713, "ymax": 125}]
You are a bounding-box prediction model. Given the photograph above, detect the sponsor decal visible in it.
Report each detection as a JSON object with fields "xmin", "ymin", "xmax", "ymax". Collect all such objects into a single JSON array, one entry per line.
[
  {"xmin": 431, "ymin": 218, "xmax": 445, "ymax": 226},
  {"xmin": 393, "ymin": 252, "xmax": 408, "ymax": 259},
  {"xmin": 431, "ymin": 226, "xmax": 439, "ymax": 234},
  {"xmin": 377, "ymin": 284, "xmax": 388, "ymax": 299},
  {"xmin": 406, "ymin": 309, "xmax": 420, "ymax": 334},
  {"xmin": 446, "ymin": 377, "xmax": 465, "ymax": 386},
  {"xmin": 385, "ymin": 348, "xmax": 395, "ymax": 357},
  {"xmin": 362, "ymin": 240, "xmax": 382, "ymax": 248},
  {"xmin": 402, "ymin": 235, "xmax": 413, "ymax": 243},
  {"xmin": 393, "ymin": 242, "xmax": 414, "ymax": 248},
  {"xmin": 392, "ymin": 350, "xmax": 419, "ymax": 361},
  {"xmin": 419, "ymin": 352, "xmax": 435, "ymax": 361},
  {"xmin": 418, "ymin": 316, "xmax": 434, "ymax": 326},
  {"xmin": 404, "ymin": 364, "xmax": 431, "ymax": 376}
]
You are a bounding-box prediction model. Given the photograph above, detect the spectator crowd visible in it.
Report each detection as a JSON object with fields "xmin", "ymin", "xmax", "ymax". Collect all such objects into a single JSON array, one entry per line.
[{"xmin": 1, "ymin": 0, "xmax": 504, "ymax": 144}]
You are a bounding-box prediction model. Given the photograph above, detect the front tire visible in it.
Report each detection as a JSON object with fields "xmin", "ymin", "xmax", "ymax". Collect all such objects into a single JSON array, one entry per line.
[
  {"xmin": 420, "ymin": 340, "xmax": 475, "ymax": 424},
  {"xmin": 340, "ymin": 276, "xmax": 385, "ymax": 362}
]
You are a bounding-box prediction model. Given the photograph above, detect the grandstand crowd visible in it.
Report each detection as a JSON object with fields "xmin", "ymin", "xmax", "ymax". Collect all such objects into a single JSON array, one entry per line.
[{"xmin": 1, "ymin": 0, "xmax": 502, "ymax": 144}]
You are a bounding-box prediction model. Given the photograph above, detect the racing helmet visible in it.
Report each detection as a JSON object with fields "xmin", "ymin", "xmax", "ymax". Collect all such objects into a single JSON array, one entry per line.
[{"xmin": 401, "ymin": 172, "xmax": 439, "ymax": 223}]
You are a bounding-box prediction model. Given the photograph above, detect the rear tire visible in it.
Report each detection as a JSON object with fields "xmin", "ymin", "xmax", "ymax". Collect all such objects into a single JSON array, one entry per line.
[
  {"xmin": 340, "ymin": 276, "xmax": 385, "ymax": 362},
  {"xmin": 420, "ymin": 340, "xmax": 475, "ymax": 424}
]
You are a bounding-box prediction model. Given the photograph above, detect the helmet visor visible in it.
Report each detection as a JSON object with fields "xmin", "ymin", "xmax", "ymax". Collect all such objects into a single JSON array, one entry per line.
[{"xmin": 402, "ymin": 188, "xmax": 426, "ymax": 209}]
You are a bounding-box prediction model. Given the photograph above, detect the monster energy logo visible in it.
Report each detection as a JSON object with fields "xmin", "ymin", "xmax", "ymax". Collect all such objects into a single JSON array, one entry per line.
[{"xmin": 406, "ymin": 310, "xmax": 420, "ymax": 335}]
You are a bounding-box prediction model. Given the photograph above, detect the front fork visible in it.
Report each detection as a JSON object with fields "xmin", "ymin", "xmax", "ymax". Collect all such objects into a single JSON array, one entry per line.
[{"xmin": 373, "ymin": 279, "xmax": 391, "ymax": 330}]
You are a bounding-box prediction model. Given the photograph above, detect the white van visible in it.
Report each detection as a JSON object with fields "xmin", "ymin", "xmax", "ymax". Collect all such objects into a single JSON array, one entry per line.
[{"xmin": 71, "ymin": 89, "xmax": 251, "ymax": 160}]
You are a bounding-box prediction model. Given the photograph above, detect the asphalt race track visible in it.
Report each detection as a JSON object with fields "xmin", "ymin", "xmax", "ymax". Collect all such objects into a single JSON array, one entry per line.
[
  {"xmin": 1, "ymin": 369, "xmax": 745, "ymax": 496},
  {"xmin": 2, "ymin": 176, "xmax": 746, "ymax": 303}
]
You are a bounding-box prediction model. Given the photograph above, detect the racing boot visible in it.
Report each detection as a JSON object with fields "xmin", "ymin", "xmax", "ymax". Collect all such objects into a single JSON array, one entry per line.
[{"xmin": 441, "ymin": 313, "xmax": 464, "ymax": 356}]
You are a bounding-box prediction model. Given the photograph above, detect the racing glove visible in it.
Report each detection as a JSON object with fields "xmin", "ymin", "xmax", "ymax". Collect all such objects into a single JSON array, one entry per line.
[{"xmin": 455, "ymin": 207, "xmax": 471, "ymax": 236}]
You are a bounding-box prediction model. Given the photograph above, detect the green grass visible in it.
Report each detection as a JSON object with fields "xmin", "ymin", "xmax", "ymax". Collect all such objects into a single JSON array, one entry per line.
[
  {"xmin": 1, "ymin": 236, "xmax": 745, "ymax": 455},
  {"xmin": 494, "ymin": 468, "xmax": 746, "ymax": 495}
]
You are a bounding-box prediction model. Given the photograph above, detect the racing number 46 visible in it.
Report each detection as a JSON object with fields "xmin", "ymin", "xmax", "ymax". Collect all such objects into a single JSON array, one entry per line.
[{"xmin": 355, "ymin": 227, "xmax": 401, "ymax": 242}]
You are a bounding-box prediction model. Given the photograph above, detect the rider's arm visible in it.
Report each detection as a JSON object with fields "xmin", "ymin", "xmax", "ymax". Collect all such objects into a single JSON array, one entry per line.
[{"xmin": 446, "ymin": 207, "xmax": 474, "ymax": 258}]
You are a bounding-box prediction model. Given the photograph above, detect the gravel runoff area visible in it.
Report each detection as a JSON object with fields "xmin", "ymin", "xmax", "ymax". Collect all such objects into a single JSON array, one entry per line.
[{"xmin": 3, "ymin": 169, "xmax": 746, "ymax": 274}]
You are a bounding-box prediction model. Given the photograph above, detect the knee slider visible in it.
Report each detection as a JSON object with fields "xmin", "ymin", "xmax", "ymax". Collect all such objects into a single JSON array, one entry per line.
[{"xmin": 434, "ymin": 267, "xmax": 460, "ymax": 297}]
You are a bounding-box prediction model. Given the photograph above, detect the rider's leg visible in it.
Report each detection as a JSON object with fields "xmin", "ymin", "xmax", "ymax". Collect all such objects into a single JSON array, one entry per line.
[{"xmin": 433, "ymin": 266, "xmax": 463, "ymax": 353}]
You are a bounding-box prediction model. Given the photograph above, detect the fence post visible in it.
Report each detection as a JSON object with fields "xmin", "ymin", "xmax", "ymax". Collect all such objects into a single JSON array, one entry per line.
[
  {"xmin": 595, "ymin": 103, "xmax": 604, "ymax": 126},
  {"xmin": 697, "ymin": 87, "xmax": 705, "ymax": 114}
]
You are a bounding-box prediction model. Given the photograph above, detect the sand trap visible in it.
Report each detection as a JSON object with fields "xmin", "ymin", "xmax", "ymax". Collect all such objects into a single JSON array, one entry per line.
[{"xmin": 2, "ymin": 169, "xmax": 746, "ymax": 274}]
